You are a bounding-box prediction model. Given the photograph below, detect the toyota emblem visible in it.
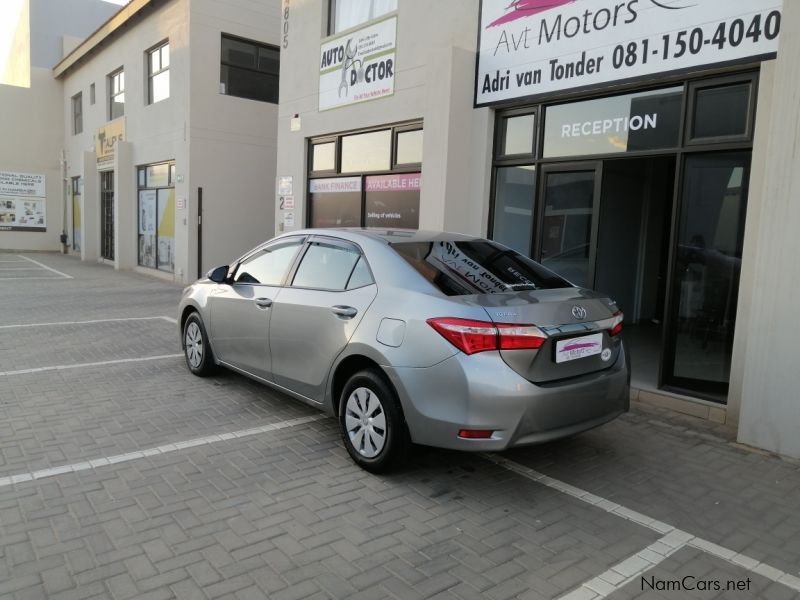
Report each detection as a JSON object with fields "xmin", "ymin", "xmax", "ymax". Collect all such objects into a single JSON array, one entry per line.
[{"xmin": 571, "ymin": 305, "xmax": 587, "ymax": 320}]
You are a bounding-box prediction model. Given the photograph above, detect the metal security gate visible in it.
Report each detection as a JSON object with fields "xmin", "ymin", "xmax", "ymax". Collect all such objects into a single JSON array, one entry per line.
[{"xmin": 100, "ymin": 171, "xmax": 114, "ymax": 260}]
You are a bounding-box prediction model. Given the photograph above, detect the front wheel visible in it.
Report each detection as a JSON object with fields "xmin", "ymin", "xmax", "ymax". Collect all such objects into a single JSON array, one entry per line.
[
  {"xmin": 183, "ymin": 312, "xmax": 216, "ymax": 376},
  {"xmin": 339, "ymin": 369, "xmax": 408, "ymax": 473}
]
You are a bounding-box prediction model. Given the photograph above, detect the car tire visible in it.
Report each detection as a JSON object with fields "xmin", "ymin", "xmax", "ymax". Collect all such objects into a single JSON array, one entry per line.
[
  {"xmin": 339, "ymin": 369, "xmax": 408, "ymax": 473},
  {"xmin": 183, "ymin": 312, "xmax": 216, "ymax": 376}
]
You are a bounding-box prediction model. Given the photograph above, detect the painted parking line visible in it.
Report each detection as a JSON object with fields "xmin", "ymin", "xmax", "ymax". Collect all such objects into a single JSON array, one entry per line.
[
  {"xmin": 486, "ymin": 454, "xmax": 800, "ymax": 596},
  {"xmin": 0, "ymin": 316, "xmax": 177, "ymax": 330},
  {"xmin": 559, "ymin": 531, "xmax": 692, "ymax": 600},
  {"xmin": 0, "ymin": 414, "xmax": 327, "ymax": 489},
  {"xmin": 0, "ymin": 353, "xmax": 183, "ymax": 377},
  {"xmin": 17, "ymin": 254, "xmax": 73, "ymax": 279}
]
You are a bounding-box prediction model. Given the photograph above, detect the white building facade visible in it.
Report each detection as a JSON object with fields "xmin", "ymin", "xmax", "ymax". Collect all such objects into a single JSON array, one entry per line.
[
  {"xmin": 54, "ymin": 0, "xmax": 280, "ymax": 282},
  {"xmin": 276, "ymin": 0, "xmax": 800, "ymax": 459},
  {"xmin": 0, "ymin": 0, "xmax": 119, "ymax": 253}
]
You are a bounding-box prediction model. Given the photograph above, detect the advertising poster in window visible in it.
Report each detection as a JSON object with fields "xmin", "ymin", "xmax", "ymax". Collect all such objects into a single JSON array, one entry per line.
[
  {"xmin": 138, "ymin": 190, "xmax": 157, "ymax": 268},
  {"xmin": 157, "ymin": 188, "xmax": 175, "ymax": 272},
  {"xmin": 365, "ymin": 173, "xmax": 420, "ymax": 229},
  {"xmin": 319, "ymin": 16, "xmax": 396, "ymax": 111},
  {"xmin": 0, "ymin": 171, "xmax": 46, "ymax": 232},
  {"xmin": 309, "ymin": 177, "xmax": 362, "ymax": 228},
  {"xmin": 476, "ymin": 0, "xmax": 782, "ymax": 106}
]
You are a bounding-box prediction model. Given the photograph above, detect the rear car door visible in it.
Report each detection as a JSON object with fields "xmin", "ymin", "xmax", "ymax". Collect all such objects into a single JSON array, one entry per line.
[
  {"xmin": 269, "ymin": 237, "xmax": 377, "ymax": 400},
  {"xmin": 208, "ymin": 236, "xmax": 305, "ymax": 380}
]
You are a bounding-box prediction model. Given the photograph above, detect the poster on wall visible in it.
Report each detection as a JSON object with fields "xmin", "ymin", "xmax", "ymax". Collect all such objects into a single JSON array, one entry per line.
[
  {"xmin": 157, "ymin": 188, "xmax": 175, "ymax": 273},
  {"xmin": 0, "ymin": 171, "xmax": 46, "ymax": 232},
  {"xmin": 138, "ymin": 190, "xmax": 157, "ymax": 269},
  {"xmin": 319, "ymin": 16, "xmax": 396, "ymax": 111},
  {"xmin": 475, "ymin": 0, "xmax": 782, "ymax": 107}
]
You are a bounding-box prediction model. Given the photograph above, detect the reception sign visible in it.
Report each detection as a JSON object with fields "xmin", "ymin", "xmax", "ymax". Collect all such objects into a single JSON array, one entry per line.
[{"xmin": 476, "ymin": 0, "xmax": 782, "ymax": 106}]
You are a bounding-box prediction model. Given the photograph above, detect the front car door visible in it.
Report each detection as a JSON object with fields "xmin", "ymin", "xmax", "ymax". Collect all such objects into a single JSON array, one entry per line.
[
  {"xmin": 269, "ymin": 237, "xmax": 377, "ymax": 401},
  {"xmin": 208, "ymin": 236, "xmax": 305, "ymax": 381}
]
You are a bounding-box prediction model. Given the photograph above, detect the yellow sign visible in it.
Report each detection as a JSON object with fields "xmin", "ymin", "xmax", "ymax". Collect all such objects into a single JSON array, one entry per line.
[{"xmin": 96, "ymin": 118, "xmax": 125, "ymax": 165}]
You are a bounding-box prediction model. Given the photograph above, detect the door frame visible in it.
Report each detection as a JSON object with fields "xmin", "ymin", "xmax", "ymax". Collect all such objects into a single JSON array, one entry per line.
[{"xmin": 536, "ymin": 161, "xmax": 603, "ymax": 288}]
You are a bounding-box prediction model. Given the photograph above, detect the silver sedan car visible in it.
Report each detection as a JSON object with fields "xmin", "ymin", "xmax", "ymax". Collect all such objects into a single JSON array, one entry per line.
[{"xmin": 179, "ymin": 230, "xmax": 629, "ymax": 472}]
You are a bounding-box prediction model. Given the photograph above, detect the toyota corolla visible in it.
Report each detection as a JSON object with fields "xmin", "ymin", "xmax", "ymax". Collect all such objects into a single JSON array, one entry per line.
[{"xmin": 179, "ymin": 230, "xmax": 629, "ymax": 472}]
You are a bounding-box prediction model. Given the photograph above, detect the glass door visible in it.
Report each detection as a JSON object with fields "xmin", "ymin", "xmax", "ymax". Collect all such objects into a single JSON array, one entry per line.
[
  {"xmin": 538, "ymin": 163, "xmax": 602, "ymax": 289},
  {"xmin": 100, "ymin": 171, "xmax": 115, "ymax": 261},
  {"xmin": 664, "ymin": 152, "xmax": 750, "ymax": 398}
]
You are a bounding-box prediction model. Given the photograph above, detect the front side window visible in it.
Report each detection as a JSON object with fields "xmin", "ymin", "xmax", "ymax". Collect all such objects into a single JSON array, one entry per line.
[
  {"xmin": 148, "ymin": 42, "xmax": 170, "ymax": 104},
  {"xmin": 220, "ymin": 34, "xmax": 279, "ymax": 104},
  {"xmin": 330, "ymin": 0, "xmax": 396, "ymax": 34},
  {"xmin": 391, "ymin": 240, "xmax": 571, "ymax": 296},
  {"xmin": 292, "ymin": 242, "xmax": 362, "ymax": 290},
  {"xmin": 108, "ymin": 68, "xmax": 125, "ymax": 120},
  {"xmin": 72, "ymin": 93, "xmax": 82, "ymax": 134},
  {"xmin": 234, "ymin": 239, "xmax": 303, "ymax": 285}
]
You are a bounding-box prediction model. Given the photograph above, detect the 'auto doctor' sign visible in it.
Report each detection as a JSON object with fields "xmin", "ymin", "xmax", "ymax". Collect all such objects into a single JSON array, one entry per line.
[
  {"xmin": 319, "ymin": 16, "xmax": 396, "ymax": 111},
  {"xmin": 475, "ymin": 0, "xmax": 782, "ymax": 106}
]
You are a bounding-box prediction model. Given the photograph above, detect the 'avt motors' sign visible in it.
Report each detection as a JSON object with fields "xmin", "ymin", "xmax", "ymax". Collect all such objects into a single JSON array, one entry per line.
[{"xmin": 475, "ymin": 0, "xmax": 782, "ymax": 106}]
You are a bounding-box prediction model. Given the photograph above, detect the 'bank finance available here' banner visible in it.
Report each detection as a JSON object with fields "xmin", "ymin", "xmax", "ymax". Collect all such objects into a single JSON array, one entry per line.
[{"xmin": 476, "ymin": 0, "xmax": 782, "ymax": 106}]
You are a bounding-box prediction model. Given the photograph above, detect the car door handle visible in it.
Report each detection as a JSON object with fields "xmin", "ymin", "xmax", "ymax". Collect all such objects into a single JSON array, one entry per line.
[
  {"xmin": 254, "ymin": 297, "xmax": 273, "ymax": 309},
  {"xmin": 331, "ymin": 305, "xmax": 358, "ymax": 319}
]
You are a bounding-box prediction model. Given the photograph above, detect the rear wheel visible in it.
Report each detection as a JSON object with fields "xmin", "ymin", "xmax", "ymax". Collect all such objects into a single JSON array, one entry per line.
[
  {"xmin": 339, "ymin": 369, "xmax": 408, "ymax": 473},
  {"xmin": 183, "ymin": 312, "xmax": 215, "ymax": 376}
]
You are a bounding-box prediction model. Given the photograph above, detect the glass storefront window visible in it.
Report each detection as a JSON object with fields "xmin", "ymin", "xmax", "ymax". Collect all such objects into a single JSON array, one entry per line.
[
  {"xmin": 396, "ymin": 129, "xmax": 423, "ymax": 165},
  {"xmin": 312, "ymin": 142, "xmax": 336, "ymax": 172},
  {"xmin": 309, "ymin": 177, "xmax": 362, "ymax": 228},
  {"xmin": 543, "ymin": 87, "xmax": 683, "ymax": 158},
  {"xmin": 365, "ymin": 173, "xmax": 420, "ymax": 229},
  {"xmin": 138, "ymin": 162, "xmax": 175, "ymax": 272},
  {"xmin": 668, "ymin": 153, "xmax": 749, "ymax": 391},
  {"xmin": 499, "ymin": 114, "xmax": 535, "ymax": 156},
  {"xmin": 491, "ymin": 166, "xmax": 535, "ymax": 255},
  {"xmin": 341, "ymin": 130, "xmax": 391, "ymax": 173},
  {"xmin": 691, "ymin": 83, "xmax": 751, "ymax": 140}
]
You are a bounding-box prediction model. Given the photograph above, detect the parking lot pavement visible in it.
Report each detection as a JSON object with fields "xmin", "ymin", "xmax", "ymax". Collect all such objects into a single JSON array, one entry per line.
[{"xmin": 1, "ymin": 252, "xmax": 800, "ymax": 600}]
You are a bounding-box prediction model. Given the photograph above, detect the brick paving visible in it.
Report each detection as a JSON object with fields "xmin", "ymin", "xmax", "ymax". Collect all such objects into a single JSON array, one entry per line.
[{"xmin": 1, "ymin": 252, "xmax": 799, "ymax": 600}]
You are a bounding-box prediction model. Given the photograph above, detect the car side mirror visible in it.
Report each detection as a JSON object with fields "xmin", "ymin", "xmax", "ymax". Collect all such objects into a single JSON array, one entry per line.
[{"xmin": 207, "ymin": 265, "xmax": 229, "ymax": 283}]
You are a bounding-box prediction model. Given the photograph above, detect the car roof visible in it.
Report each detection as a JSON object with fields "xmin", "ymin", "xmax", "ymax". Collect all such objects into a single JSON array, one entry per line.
[{"xmin": 285, "ymin": 228, "xmax": 481, "ymax": 245}]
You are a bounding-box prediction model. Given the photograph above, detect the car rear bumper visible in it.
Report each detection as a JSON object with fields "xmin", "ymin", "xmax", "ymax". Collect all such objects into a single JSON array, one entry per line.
[{"xmin": 383, "ymin": 343, "xmax": 630, "ymax": 452}]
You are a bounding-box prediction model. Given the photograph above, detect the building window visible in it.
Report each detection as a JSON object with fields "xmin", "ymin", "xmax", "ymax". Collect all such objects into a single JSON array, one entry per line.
[
  {"xmin": 308, "ymin": 122, "xmax": 422, "ymax": 230},
  {"xmin": 220, "ymin": 34, "xmax": 279, "ymax": 103},
  {"xmin": 71, "ymin": 92, "xmax": 82, "ymax": 135},
  {"xmin": 89, "ymin": 83, "xmax": 95, "ymax": 105},
  {"xmin": 329, "ymin": 0, "xmax": 396, "ymax": 34},
  {"xmin": 108, "ymin": 68, "xmax": 125, "ymax": 120},
  {"xmin": 137, "ymin": 162, "xmax": 176, "ymax": 272},
  {"xmin": 148, "ymin": 41, "xmax": 170, "ymax": 104}
]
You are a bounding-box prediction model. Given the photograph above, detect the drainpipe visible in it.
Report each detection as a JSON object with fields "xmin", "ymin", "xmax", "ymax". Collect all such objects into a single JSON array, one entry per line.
[{"xmin": 60, "ymin": 149, "xmax": 68, "ymax": 253}]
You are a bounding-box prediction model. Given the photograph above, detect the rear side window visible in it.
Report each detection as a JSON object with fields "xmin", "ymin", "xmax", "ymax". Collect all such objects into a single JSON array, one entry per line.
[
  {"xmin": 292, "ymin": 242, "xmax": 364, "ymax": 290},
  {"xmin": 233, "ymin": 238, "xmax": 303, "ymax": 285},
  {"xmin": 391, "ymin": 240, "xmax": 571, "ymax": 296}
]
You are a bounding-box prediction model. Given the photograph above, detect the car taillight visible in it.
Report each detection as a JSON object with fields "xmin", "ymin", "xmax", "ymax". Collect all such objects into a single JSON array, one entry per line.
[
  {"xmin": 609, "ymin": 311, "xmax": 624, "ymax": 336},
  {"xmin": 427, "ymin": 318, "xmax": 546, "ymax": 355}
]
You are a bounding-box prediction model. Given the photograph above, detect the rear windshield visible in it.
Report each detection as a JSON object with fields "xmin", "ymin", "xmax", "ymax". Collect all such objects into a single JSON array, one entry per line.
[{"xmin": 390, "ymin": 240, "xmax": 572, "ymax": 296}]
